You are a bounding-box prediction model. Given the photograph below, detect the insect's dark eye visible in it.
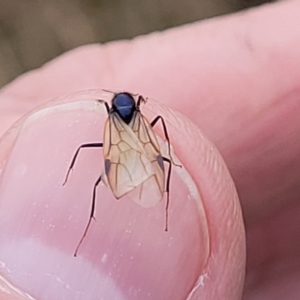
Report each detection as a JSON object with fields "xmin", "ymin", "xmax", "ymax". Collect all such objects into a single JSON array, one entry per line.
[{"xmin": 112, "ymin": 93, "xmax": 136, "ymax": 124}]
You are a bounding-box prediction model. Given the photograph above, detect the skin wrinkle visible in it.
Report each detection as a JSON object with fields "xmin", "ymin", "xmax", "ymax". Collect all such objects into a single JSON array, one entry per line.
[
  {"xmin": 246, "ymin": 197, "xmax": 300, "ymax": 287},
  {"xmin": 3, "ymin": 1, "xmax": 300, "ymax": 298},
  {"xmin": 166, "ymin": 105, "xmax": 244, "ymax": 298},
  {"xmin": 204, "ymin": 141, "xmax": 244, "ymax": 298},
  {"xmin": 229, "ymin": 88, "xmax": 300, "ymax": 224},
  {"xmin": 163, "ymin": 110, "xmax": 217, "ymax": 270},
  {"xmin": 0, "ymin": 92, "xmax": 226, "ymax": 298}
]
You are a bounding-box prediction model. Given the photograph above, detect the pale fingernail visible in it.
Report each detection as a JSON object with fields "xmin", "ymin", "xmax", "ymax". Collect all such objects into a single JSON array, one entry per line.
[{"xmin": 0, "ymin": 90, "xmax": 209, "ymax": 299}]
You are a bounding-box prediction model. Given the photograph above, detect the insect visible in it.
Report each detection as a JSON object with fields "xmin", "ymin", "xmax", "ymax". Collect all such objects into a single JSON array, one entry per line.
[{"xmin": 63, "ymin": 92, "xmax": 178, "ymax": 256}]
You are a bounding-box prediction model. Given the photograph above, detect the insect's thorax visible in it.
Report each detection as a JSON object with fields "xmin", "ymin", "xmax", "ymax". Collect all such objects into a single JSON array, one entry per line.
[
  {"xmin": 115, "ymin": 108, "xmax": 135, "ymax": 124},
  {"xmin": 110, "ymin": 110, "xmax": 139, "ymax": 132}
]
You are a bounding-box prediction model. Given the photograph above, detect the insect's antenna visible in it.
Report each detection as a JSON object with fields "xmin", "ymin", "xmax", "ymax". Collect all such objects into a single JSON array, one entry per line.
[
  {"xmin": 102, "ymin": 89, "xmax": 116, "ymax": 95},
  {"xmin": 102, "ymin": 89, "xmax": 139, "ymax": 97},
  {"xmin": 97, "ymin": 99, "xmax": 110, "ymax": 114}
]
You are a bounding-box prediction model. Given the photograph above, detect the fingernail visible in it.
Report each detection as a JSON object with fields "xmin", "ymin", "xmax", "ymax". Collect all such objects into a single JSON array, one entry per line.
[{"xmin": 0, "ymin": 91, "xmax": 209, "ymax": 299}]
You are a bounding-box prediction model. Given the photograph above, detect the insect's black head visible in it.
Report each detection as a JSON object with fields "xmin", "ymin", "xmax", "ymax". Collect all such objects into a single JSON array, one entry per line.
[{"xmin": 112, "ymin": 92, "xmax": 136, "ymax": 124}]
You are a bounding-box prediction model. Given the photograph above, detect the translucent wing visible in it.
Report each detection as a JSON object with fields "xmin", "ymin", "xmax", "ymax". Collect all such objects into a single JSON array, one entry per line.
[{"xmin": 103, "ymin": 111, "xmax": 165, "ymax": 207}]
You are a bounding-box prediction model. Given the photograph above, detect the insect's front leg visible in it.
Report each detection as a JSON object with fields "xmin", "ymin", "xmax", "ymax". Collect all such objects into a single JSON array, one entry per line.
[
  {"xmin": 151, "ymin": 116, "xmax": 181, "ymax": 167},
  {"xmin": 63, "ymin": 143, "xmax": 103, "ymax": 185}
]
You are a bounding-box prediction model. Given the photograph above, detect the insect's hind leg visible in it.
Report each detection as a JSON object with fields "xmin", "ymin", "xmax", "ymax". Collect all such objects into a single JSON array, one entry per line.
[
  {"xmin": 74, "ymin": 173, "xmax": 102, "ymax": 256},
  {"xmin": 150, "ymin": 116, "xmax": 180, "ymax": 167},
  {"xmin": 163, "ymin": 157, "xmax": 172, "ymax": 231},
  {"xmin": 63, "ymin": 143, "xmax": 103, "ymax": 185}
]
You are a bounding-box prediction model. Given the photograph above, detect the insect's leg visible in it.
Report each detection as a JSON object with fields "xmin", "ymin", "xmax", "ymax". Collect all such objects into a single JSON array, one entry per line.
[
  {"xmin": 150, "ymin": 116, "xmax": 181, "ymax": 167},
  {"xmin": 97, "ymin": 99, "xmax": 110, "ymax": 114},
  {"xmin": 163, "ymin": 157, "xmax": 172, "ymax": 231},
  {"xmin": 137, "ymin": 95, "xmax": 146, "ymax": 107},
  {"xmin": 74, "ymin": 173, "xmax": 102, "ymax": 257},
  {"xmin": 63, "ymin": 143, "xmax": 103, "ymax": 185}
]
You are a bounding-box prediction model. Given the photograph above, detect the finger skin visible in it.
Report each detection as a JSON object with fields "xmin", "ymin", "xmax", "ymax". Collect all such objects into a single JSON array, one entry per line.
[
  {"xmin": 2, "ymin": 0, "xmax": 298, "ymax": 299},
  {"xmin": 0, "ymin": 276, "xmax": 33, "ymax": 300},
  {"xmin": 0, "ymin": 91, "xmax": 244, "ymax": 299},
  {"xmin": 1, "ymin": 0, "xmax": 300, "ymax": 224}
]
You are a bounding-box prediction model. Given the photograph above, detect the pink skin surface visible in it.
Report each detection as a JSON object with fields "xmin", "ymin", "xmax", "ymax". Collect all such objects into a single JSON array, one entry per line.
[
  {"xmin": 0, "ymin": 93, "xmax": 215, "ymax": 300},
  {"xmin": 0, "ymin": 0, "xmax": 299, "ymax": 299}
]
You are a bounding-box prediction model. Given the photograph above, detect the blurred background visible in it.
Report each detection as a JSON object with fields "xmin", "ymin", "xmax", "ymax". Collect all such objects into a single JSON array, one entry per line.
[{"xmin": 0, "ymin": 0, "xmax": 273, "ymax": 89}]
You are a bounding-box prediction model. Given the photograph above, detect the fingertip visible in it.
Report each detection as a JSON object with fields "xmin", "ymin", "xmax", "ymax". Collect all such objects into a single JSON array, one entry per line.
[
  {"xmin": 0, "ymin": 91, "xmax": 206, "ymax": 299},
  {"xmin": 0, "ymin": 91, "xmax": 245, "ymax": 299},
  {"xmin": 147, "ymin": 99, "xmax": 246, "ymax": 299}
]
